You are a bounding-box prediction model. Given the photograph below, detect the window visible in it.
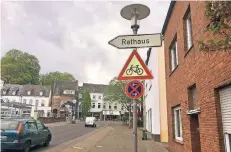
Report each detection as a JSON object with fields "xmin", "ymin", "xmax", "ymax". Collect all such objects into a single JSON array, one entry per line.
[
  {"xmin": 41, "ymin": 100, "xmax": 45, "ymax": 106},
  {"xmin": 98, "ymin": 96, "xmax": 101, "ymax": 99},
  {"xmin": 36, "ymin": 120, "xmax": 44, "ymax": 131},
  {"xmin": 109, "ymin": 104, "xmax": 111, "ymax": 109},
  {"xmin": 29, "ymin": 99, "xmax": 33, "ymax": 105},
  {"xmin": 92, "ymin": 103, "xmax": 95, "ymax": 108},
  {"xmin": 185, "ymin": 10, "xmax": 193, "ymax": 50},
  {"xmin": 3, "ymin": 90, "xmax": 6, "ymax": 95},
  {"xmin": 63, "ymin": 90, "xmax": 75, "ymax": 95},
  {"xmin": 27, "ymin": 122, "xmax": 37, "ymax": 131},
  {"xmin": 98, "ymin": 103, "xmax": 101, "ymax": 109},
  {"xmin": 27, "ymin": 91, "xmax": 31, "ymax": 95},
  {"xmin": 188, "ymin": 85, "xmax": 197, "ymax": 110},
  {"xmin": 121, "ymin": 106, "xmax": 124, "ymax": 110},
  {"xmin": 35, "ymin": 100, "xmax": 39, "ymax": 106},
  {"xmin": 12, "ymin": 91, "xmax": 16, "ymax": 95},
  {"xmin": 23, "ymin": 99, "xmax": 27, "ymax": 104},
  {"xmin": 93, "ymin": 95, "xmax": 96, "ymax": 99},
  {"xmin": 170, "ymin": 40, "xmax": 179, "ymax": 72},
  {"xmin": 39, "ymin": 91, "xmax": 43, "ymax": 96},
  {"xmin": 103, "ymin": 103, "xmax": 106, "ymax": 109},
  {"xmin": 173, "ymin": 106, "xmax": 183, "ymax": 141},
  {"xmin": 114, "ymin": 103, "xmax": 117, "ymax": 109}
]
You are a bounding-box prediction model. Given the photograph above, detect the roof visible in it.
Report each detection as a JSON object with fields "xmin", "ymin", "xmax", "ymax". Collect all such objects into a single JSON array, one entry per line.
[
  {"xmin": 1, "ymin": 84, "xmax": 51, "ymax": 97},
  {"xmin": 161, "ymin": 1, "xmax": 176, "ymax": 35},
  {"xmin": 52, "ymin": 80, "xmax": 78, "ymax": 96},
  {"xmin": 82, "ymin": 83, "xmax": 108, "ymax": 93}
]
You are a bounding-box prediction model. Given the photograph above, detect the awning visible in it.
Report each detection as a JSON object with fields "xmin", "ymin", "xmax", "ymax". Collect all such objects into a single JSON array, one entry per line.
[
  {"xmin": 1, "ymin": 102, "xmax": 32, "ymax": 109},
  {"xmin": 103, "ymin": 110, "xmax": 121, "ymax": 116}
]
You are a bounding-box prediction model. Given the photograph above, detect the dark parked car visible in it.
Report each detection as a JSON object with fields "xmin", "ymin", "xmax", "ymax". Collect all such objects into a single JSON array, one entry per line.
[{"xmin": 1, "ymin": 118, "xmax": 52, "ymax": 152}]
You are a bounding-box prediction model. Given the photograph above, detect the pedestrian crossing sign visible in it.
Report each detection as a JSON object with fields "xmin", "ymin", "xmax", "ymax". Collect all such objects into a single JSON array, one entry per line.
[{"xmin": 117, "ymin": 49, "xmax": 153, "ymax": 80}]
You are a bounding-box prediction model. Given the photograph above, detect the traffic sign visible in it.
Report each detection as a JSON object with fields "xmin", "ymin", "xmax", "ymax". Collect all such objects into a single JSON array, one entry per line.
[
  {"xmin": 125, "ymin": 80, "xmax": 144, "ymax": 99},
  {"xmin": 118, "ymin": 49, "xmax": 153, "ymax": 80},
  {"xmin": 108, "ymin": 33, "xmax": 162, "ymax": 49}
]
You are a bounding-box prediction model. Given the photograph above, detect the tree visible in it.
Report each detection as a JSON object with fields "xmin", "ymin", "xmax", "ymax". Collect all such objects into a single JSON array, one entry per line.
[
  {"xmin": 81, "ymin": 89, "xmax": 91, "ymax": 118},
  {"xmin": 104, "ymin": 77, "xmax": 143, "ymax": 127},
  {"xmin": 198, "ymin": 1, "xmax": 231, "ymax": 51},
  {"xmin": 39, "ymin": 71, "xmax": 75, "ymax": 85},
  {"xmin": 1, "ymin": 49, "xmax": 41, "ymax": 84}
]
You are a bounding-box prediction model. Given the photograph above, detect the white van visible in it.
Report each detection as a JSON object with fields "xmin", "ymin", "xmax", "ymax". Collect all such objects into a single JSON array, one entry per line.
[{"xmin": 85, "ymin": 117, "xmax": 96, "ymax": 127}]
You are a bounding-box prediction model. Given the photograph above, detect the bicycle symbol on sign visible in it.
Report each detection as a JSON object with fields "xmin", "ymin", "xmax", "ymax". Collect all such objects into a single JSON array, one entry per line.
[{"xmin": 126, "ymin": 65, "xmax": 144, "ymax": 75}]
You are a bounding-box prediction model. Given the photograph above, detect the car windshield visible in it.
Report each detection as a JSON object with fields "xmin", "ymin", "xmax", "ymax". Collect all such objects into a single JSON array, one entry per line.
[{"xmin": 1, "ymin": 120, "xmax": 19, "ymax": 130}]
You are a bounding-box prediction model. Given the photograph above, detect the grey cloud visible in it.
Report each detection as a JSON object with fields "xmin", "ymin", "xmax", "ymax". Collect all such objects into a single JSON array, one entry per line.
[{"xmin": 1, "ymin": 1, "xmax": 170, "ymax": 84}]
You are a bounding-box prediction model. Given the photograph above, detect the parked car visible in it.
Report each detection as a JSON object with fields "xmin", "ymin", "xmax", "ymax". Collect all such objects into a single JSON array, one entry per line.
[
  {"xmin": 85, "ymin": 117, "xmax": 96, "ymax": 127},
  {"xmin": 1, "ymin": 118, "xmax": 52, "ymax": 152}
]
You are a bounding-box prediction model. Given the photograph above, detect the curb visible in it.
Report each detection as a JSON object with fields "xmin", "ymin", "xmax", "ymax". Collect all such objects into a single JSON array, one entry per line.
[{"xmin": 44, "ymin": 123, "xmax": 109, "ymax": 152}]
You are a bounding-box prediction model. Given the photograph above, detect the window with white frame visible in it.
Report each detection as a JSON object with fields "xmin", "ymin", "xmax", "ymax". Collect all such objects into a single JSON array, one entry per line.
[
  {"xmin": 29, "ymin": 99, "xmax": 33, "ymax": 105},
  {"xmin": 185, "ymin": 10, "xmax": 193, "ymax": 50},
  {"xmin": 41, "ymin": 100, "xmax": 45, "ymax": 106},
  {"xmin": 39, "ymin": 91, "xmax": 43, "ymax": 96},
  {"xmin": 92, "ymin": 103, "xmax": 95, "ymax": 108},
  {"xmin": 63, "ymin": 90, "xmax": 75, "ymax": 95},
  {"xmin": 27, "ymin": 90, "xmax": 31, "ymax": 95},
  {"xmin": 3, "ymin": 90, "xmax": 6, "ymax": 95},
  {"xmin": 109, "ymin": 104, "xmax": 111, "ymax": 109},
  {"xmin": 114, "ymin": 103, "xmax": 117, "ymax": 109},
  {"xmin": 98, "ymin": 103, "xmax": 101, "ymax": 109},
  {"xmin": 98, "ymin": 96, "xmax": 101, "ymax": 99},
  {"xmin": 103, "ymin": 103, "xmax": 106, "ymax": 109},
  {"xmin": 35, "ymin": 100, "xmax": 39, "ymax": 107},
  {"xmin": 93, "ymin": 95, "xmax": 96, "ymax": 99},
  {"xmin": 23, "ymin": 99, "xmax": 27, "ymax": 104},
  {"xmin": 170, "ymin": 40, "xmax": 179, "ymax": 72},
  {"xmin": 173, "ymin": 106, "xmax": 183, "ymax": 141}
]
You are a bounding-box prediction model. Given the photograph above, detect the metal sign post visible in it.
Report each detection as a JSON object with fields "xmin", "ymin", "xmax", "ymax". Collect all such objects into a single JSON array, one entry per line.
[{"xmin": 119, "ymin": 4, "xmax": 151, "ymax": 152}]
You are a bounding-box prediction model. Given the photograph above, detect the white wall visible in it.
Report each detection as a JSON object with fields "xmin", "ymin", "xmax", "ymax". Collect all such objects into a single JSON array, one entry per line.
[
  {"xmin": 1, "ymin": 95, "xmax": 51, "ymax": 117},
  {"xmin": 145, "ymin": 48, "xmax": 160, "ymax": 135},
  {"xmin": 90, "ymin": 93, "xmax": 104, "ymax": 112}
]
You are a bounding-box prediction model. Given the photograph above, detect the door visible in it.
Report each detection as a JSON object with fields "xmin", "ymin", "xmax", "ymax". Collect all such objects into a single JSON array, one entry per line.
[
  {"xmin": 190, "ymin": 114, "xmax": 201, "ymax": 152},
  {"xmin": 27, "ymin": 122, "xmax": 40, "ymax": 146},
  {"xmin": 36, "ymin": 120, "xmax": 48, "ymax": 143},
  {"xmin": 219, "ymin": 86, "xmax": 231, "ymax": 152}
]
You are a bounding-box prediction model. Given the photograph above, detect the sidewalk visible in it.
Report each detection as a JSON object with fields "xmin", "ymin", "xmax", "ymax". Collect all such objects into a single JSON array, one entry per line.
[
  {"xmin": 44, "ymin": 121, "xmax": 69, "ymax": 128},
  {"xmin": 58, "ymin": 123, "xmax": 169, "ymax": 152}
]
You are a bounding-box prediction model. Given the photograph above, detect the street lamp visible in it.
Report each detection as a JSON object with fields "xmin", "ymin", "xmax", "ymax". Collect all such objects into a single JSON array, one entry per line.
[
  {"xmin": 120, "ymin": 4, "xmax": 150, "ymax": 152},
  {"xmin": 120, "ymin": 4, "xmax": 150, "ymax": 34}
]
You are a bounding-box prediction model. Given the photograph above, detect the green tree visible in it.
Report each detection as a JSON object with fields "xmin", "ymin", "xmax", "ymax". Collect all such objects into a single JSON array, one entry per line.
[
  {"xmin": 104, "ymin": 77, "xmax": 143, "ymax": 127},
  {"xmin": 1, "ymin": 49, "xmax": 41, "ymax": 84},
  {"xmin": 81, "ymin": 89, "xmax": 92, "ymax": 118},
  {"xmin": 199, "ymin": 1, "xmax": 231, "ymax": 51},
  {"xmin": 40, "ymin": 71, "xmax": 75, "ymax": 85}
]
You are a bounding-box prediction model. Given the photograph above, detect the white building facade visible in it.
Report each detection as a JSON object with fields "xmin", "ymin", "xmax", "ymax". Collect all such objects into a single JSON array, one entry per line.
[
  {"xmin": 82, "ymin": 83, "xmax": 125, "ymax": 120},
  {"xmin": 144, "ymin": 48, "xmax": 161, "ymax": 141},
  {"xmin": 1, "ymin": 84, "xmax": 51, "ymax": 118}
]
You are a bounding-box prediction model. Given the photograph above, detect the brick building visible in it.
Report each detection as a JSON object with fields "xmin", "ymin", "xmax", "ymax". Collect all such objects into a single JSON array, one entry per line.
[
  {"xmin": 51, "ymin": 80, "xmax": 78, "ymax": 118},
  {"xmin": 162, "ymin": 1, "xmax": 231, "ymax": 152}
]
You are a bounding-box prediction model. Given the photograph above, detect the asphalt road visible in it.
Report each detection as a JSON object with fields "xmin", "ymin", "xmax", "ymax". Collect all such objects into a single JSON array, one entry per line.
[{"xmin": 31, "ymin": 121, "xmax": 107, "ymax": 152}]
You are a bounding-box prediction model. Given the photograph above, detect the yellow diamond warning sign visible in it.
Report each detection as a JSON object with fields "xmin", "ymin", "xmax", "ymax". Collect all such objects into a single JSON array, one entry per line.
[{"xmin": 118, "ymin": 50, "xmax": 153, "ymax": 80}]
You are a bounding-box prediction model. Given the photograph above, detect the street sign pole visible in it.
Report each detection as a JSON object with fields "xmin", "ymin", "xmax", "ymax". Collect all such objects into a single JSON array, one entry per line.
[{"xmin": 120, "ymin": 4, "xmax": 151, "ymax": 152}]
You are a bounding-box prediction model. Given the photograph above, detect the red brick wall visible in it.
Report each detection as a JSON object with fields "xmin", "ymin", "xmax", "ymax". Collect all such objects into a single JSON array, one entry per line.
[{"xmin": 164, "ymin": 1, "xmax": 231, "ymax": 152}]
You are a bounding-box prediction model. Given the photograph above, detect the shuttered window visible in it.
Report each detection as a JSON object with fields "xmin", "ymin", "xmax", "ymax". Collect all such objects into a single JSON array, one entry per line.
[{"xmin": 219, "ymin": 86, "xmax": 231, "ymax": 152}]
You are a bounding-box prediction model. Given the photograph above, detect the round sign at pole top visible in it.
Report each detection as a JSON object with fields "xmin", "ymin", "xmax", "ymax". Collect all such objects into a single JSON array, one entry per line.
[{"xmin": 125, "ymin": 80, "xmax": 144, "ymax": 99}]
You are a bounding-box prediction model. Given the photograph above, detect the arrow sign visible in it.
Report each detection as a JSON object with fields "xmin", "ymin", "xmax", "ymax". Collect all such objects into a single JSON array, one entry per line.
[{"xmin": 108, "ymin": 33, "xmax": 162, "ymax": 49}]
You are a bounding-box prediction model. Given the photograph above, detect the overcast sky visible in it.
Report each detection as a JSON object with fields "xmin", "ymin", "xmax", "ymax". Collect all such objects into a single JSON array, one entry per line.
[{"xmin": 1, "ymin": 0, "xmax": 170, "ymax": 85}]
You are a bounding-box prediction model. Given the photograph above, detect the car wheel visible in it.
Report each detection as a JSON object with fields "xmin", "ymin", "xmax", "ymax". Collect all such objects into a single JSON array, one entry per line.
[
  {"xmin": 22, "ymin": 141, "xmax": 31, "ymax": 152},
  {"xmin": 43, "ymin": 135, "xmax": 51, "ymax": 147}
]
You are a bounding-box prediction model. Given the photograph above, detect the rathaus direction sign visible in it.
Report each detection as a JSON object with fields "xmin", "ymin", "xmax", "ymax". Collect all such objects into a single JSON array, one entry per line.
[{"xmin": 108, "ymin": 33, "xmax": 162, "ymax": 49}]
